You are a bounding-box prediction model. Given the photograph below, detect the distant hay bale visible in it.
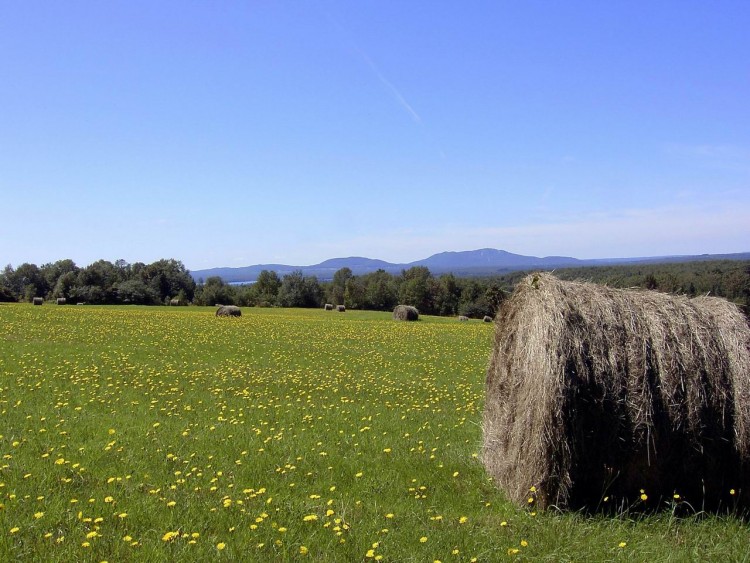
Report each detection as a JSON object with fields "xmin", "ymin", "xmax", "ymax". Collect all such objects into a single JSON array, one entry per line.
[
  {"xmin": 483, "ymin": 315, "xmax": 493, "ymax": 323},
  {"xmin": 170, "ymin": 298, "xmax": 181, "ymax": 306},
  {"xmin": 324, "ymin": 303, "xmax": 334, "ymax": 311},
  {"xmin": 33, "ymin": 297, "xmax": 43, "ymax": 305},
  {"xmin": 458, "ymin": 315, "xmax": 469, "ymax": 322},
  {"xmin": 216, "ymin": 305, "xmax": 241, "ymax": 317},
  {"xmin": 336, "ymin": 305, "xmax": 346, "ymax": 312},
  {"xmin": 393, "ymin": 305, "xmax": 419, "ymax": 321},
  {"xmin": 56, "ymin": 298, "xmax": 66, "ymax": 305},
  {"xmin": 483, "ymin": 272, "xmax": 750, "ymax": 511}
]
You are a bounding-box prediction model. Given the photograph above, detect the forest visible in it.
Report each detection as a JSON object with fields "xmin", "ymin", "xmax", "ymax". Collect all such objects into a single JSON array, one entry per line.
[{"xmin": 1, "ymin": 257, "xmax": 748, "ymax": 318}]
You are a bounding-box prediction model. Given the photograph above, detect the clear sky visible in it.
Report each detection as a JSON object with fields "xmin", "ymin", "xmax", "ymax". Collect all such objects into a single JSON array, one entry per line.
[{"xmin": 1, "ymin": 1, "xmax": 748, "ymax": 270}]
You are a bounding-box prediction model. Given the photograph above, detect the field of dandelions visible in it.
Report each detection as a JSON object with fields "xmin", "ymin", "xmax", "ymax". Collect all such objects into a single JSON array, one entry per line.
[{"xmin": 0, "ymin": 304, "xmax": 747, "ymax": 561}]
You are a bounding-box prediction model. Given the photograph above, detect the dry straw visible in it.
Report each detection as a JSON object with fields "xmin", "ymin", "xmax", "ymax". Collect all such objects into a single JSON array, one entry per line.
[
  {"xmin": 483, "ymin": 273, "xmax": 750, "ymax": 511},
  {"xmin": 216, "ymin": 305, "xmax": 241, "ymax": 317},
  {"xmin": 393, "ymin": 305, "xmax": 419, "ymax": 321}
]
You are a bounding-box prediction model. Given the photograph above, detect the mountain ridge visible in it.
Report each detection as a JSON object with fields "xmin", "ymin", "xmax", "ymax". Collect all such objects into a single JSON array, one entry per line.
[{"xmin": 190, "ymin": 249, "xmax": 750, "ymax": 283}]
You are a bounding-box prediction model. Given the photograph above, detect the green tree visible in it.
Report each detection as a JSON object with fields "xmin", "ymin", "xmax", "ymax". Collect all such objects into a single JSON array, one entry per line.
[
  {"xmin": 398, "ymin": 266, "xmax": 432, "ymax": 312},
  {"xmin": 141, "ymin": 259, "xmax": 196, "ymax": 303},
  {"xmin": 363, "ymin": 270, "xmax": 397, "ymax": 311},
  {"xmin": 330, "ymin": 267, "xmax": 353, "ymax": 305},
  {"xmin": 194, "ymin": 277, "xmax": 236, "ymax": 306},
  {"xmin": 255, "ymin": 270, "xmax": 281, "ymax": 306},
  {"xmin": 278, "ymin": 271, "xmax": 323, "ymax": 308}
]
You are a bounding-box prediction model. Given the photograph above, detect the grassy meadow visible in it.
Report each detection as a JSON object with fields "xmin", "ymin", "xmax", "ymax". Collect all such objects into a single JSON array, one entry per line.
[{"xmin": 0, "ymin": 303, "xmax": 748, "ymax": 561}]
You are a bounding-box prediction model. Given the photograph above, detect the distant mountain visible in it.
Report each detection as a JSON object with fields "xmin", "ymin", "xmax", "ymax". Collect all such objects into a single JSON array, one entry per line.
[
  {"xmin": 190, "ymin": 249, "xmax": 750, "ymax": 284},
  {"xmin": 412, "ymin": 248, "xmax": 583, "ymax": 269}
]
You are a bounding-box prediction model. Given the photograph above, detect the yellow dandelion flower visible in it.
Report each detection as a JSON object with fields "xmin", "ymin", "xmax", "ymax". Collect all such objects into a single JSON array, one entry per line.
[
  {"xmin": 508, "ymin": 548, "xmax": 520, "ymax": 555},
  {"xmin": 520, "ymin": 539, "xmax": 528, "ymax": 547},
  {"xmin": 640, "ymin": 493, "xmax": 648, "ymax": 501},
  {"xmin": 162, "ymin": 531, "xmax": 178, "ymax": 542},
  {"xmin": 10, "ymin": 527, "xmax": 20, "ymax": 534},
  {"xmin": 459, "ymin": 516, "xmax": 468, "ymax": 524},
  {"xmin": 419, "ymin": 536, "xmax": 428, "ymax": 543},
  {"xmin": 300, "ymin": 546, "xmax": 309, "ymax": 555},
  {"xmin": 619, "ymin": 542, "xmax": 627, "ymax": 548},
  {"xmin": 216, "ymin": 542, "xmax": 226, "ymax": 550},
  {"xmin": 303, "ymin": 514, "xmax": 318, "ymax": 522},
  {"xmin": 366, "ymin": 549, "xmax": 375, "ymax": 558},
  {"xmin": 34, "ymin": 512, "xmax": 44, "ymax": 519}
]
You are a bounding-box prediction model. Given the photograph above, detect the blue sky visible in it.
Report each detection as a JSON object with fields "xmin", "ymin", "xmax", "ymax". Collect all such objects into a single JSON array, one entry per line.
[{"xmin": 1, "ymin": 1, "xmax": 748, "ymax": 270}]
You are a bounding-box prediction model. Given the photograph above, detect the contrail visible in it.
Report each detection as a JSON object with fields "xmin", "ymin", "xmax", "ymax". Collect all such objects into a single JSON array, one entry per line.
[
  {"xmin": 324, "ymin": 11, "xmax": 422, "ymax": 124},
  {"xmin": 355, "ymin": 47, "xmax": 422, "ymax": 124}
]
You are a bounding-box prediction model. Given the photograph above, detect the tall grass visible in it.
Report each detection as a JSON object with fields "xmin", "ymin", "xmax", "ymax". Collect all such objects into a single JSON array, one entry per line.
[{"xmin": 0, "ymin": 304, "xmax": 747, "ymax": 561}]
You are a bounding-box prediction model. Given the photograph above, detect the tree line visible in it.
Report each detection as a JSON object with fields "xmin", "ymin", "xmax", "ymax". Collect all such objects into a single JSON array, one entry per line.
[
  {"xmin": 2, "ymin": 258, "xmax": 748, "ymax": 318},
  {"xmin": 194, "ymin": 266, "xmax": 507, "ymax": 318},
  {"xmin": 0, "ymin": 259, "xmax": 196, "ymax": 305}
]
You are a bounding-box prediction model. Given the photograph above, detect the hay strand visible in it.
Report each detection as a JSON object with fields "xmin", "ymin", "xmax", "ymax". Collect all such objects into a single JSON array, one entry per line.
[
  {"xmin": 483, "ymin": 272, "xmax": 750, "ymax": 511},
  {"xmin": 393, "ymin": 305, "xmax": 419, "ymax": 321},
  {"xmin": 216, "ymin": 305, "xmax": 241, "ymax": 317}
]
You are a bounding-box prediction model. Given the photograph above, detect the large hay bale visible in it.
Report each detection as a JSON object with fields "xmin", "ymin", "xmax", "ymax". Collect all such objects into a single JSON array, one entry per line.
[
  {"xmin": 458, "ymin": 315, "xmax": 469, "ymax": 322},
  {"xmin": 324, "ymin": 303, "xmax": 334, "ymax": 311},
  {"xmin": 56, "ymin": 298, "xmax": 66, "ymax": 305},
  {"xmin": 483, "ymin": 315, "xmax": 493, "ymax": 323},
  {"xmin": 336, "ymin": 305, "xmax": 346, "ymax": 312},
  {"xmin": 216, "ymin": 305, "xmax": 241, "ymax": 317},
  {"xmin": 170, "ymin": 298, "xmax": 181, "ymax": 306},
  {"xmin": 393, "ymin": 305, "xmax": 419, "ymax": 321},
  {"xmin": 33, "ymin": 297, "xmax": 43, "ymax": 305},
  {"xmin": 483, "ymin": 272, "xmax": 750, "ymax": 511}
]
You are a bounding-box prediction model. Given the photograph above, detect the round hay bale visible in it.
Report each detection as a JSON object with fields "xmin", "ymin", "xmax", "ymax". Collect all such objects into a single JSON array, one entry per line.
[
  {"xmin": 458, "ymin": 315, "xmax": 469, "ymax": 322},
  {"xmin": 33, "ymin": 297, "xmax": 43, "ymax": 305},
  {"xmin": 324, "ymin": 303, "xmax": 334, "ymax": 311},
  {"xmin": 170, "ymin": 298, "xmax": 181, "ymax": 306},
  {"xmin": 483, "ymin": 272, "xmax": 750, "ymax": 511},
  {"xmin": 216, "ymin": 305, "xmax": 241, "ymax": 317},
  {"xmin": 483, "ymin": 315, "xmax": 493, "ymax": 323},
  {"xmin": 393, "ymin": 305, "xmax": 419, "ymax": 321},
  {"xmin": 56, "ymin": 298, "xmax": 66, "ymax": 305},
  {"xmin": 336, "ymin": 305, "xmax": 346, "ymax": 312}
]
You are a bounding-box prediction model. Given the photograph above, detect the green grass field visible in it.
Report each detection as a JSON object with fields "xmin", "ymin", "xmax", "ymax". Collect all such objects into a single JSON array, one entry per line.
[{"xmin": 0, "ymin": 304, "xmax": 748, "ymax": 561}]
